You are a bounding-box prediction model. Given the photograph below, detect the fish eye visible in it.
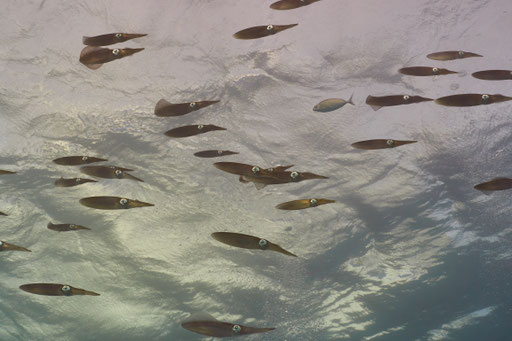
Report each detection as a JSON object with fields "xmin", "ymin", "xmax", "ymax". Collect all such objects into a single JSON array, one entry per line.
[
  {"xmin": 432, "ymin": 67, "xmax": 439, "ymax": 73},
  {"xmin": 252, "ymin": 166, "xmax": 260, "ymax": 174},
  {"xmin": 259, "ymin": 239, "xmax": 268, "ymax": 249},
  {"xmin": 189, "ymin": 102, "xmax": 196, "ymax": 108},
  {"xmin": 232, "ymin": 325, "xmax": 242, "ymax": 333},
  {"xmin": 114, "ymin": 169, "xmax": 123, "ymax": 177},
  {"xmin": 386, "ymin": 139, "xmax": 394, "ymax": 146},
  {"xmin": 403, "ymin": 95, "xmax": 410, "ymax": 101},
  {"xmin": 217, "ymin": 150, "xmax": 223, "ymax": 154},
  {"xmin": 75, "ymin": 178, "xmax": 81, "ymax": 182},
  {"xmin": 61, "ymin": 285, "xmax": 71, "ymax": 293},
  {"xmin": 482, "ymin": 94, "xmax": 489, "ymax": 101},
  {"xmin": 290, "ymin": 171, "xmax": 299, "ymax": 180},
  {"xmin": 309, "ymin": 198, "xmax": 318, "ymax": 206},
  {"xmin": 120, "ymin": 198, "xmax": 128, "ymax": 206},
  {"xmin": 82, "ymin": 156, "xmax": 88, "ymax": 161},
  {"xmin": 266, "ymin": 25, "xmax": 274, "ymax": 31},
  {"xmin": 458, "ymin": 51, "xmax": 464, "ymax": 56},
  {"xmin": 112, "ymin": 49, "xmax": 120, "ymax": 55},
  {"xmin": 115, "ymin": 33, "xmax": 123, "ymax": 39},
  {"xmin": 197, "ymin": 124, "xmax": 204, "ymax": 129}
]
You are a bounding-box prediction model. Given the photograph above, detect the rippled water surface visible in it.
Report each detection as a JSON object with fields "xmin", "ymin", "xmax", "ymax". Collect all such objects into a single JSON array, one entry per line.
[{"xmin": 1, "ymin": 0, "xmax": 512, "ymax": 340}]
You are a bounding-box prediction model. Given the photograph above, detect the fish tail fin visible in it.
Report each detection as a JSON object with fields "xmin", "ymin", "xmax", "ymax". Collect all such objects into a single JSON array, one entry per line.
[{"xmin": 347, "ymin": 93, "xmax": 354, "ymax": 105}]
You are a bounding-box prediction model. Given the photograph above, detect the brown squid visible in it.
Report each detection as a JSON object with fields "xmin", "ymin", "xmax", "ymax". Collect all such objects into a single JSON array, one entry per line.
[
  {"xmin": 164, "ymin": 124, "xmax": 226, "ymax": 138},
  {"xmin": 82, "ymin": 33, "xmax": 147, "ymax": 46},
  {"xmin": 182, "ymin": 313, "xmax": 275, "ymax": 337},
  {"xmin": 351, "ymin": 139, "xmax": 417, "ymax": 150},
  {"xmin": 211, "ymin": 232, "xmax": 297, "ymax": 257},
  {"xmin": 79, "ymin": 196, "xmax": 154, "ymax": 210},
  {"xmin": 154, "ymin": 99, "xmax": 220, "ymax": 117},
  {"xmin": 435, "ymin": 94, "xmax": 512, "ymax": 107},
  {"xmin": 233, "ymin": 24, "xmax": 298, "ymax": 40},
  {"xmin": 19, "ymin": 283, "xmax": 100, "ymax": 296},
  {"xmin": 79, "ymin": 46, "xmax": 144, "ymax": 70},
  {"xmin": 365, "ymin": 95, "xmax": 433, "ymax": 111}
]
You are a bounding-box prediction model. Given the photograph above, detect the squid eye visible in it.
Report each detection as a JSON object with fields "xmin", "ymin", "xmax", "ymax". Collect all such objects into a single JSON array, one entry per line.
[
  {"xmin": 114, "ymin": 169, "xmax": 123, "ymax": 177},
  {"xmin": 61, "ymin": 285, "xmax": 71, "ymax": 293},
  {"xmin": 290, "ymin": 171, "xmax": 299, "ymax": 180},
  {"xmin": 232, "ymin": 325, "xmax": 242, "ymax": 333},
  {"xmin": 112, "ymin": 49, "xmax": 120, "ymax": 55},
  {"xmin": 458, "ymin": 51, "xmax": 464, "ymax": 56},
  {"xmin": 115, "ymin": 33, "xmax": 123, "ymax": 39},
  {"xmin": 259, "ymin": 239, "xmax": 268, "ymax": 249},
  {"xmin": 266, "ymin": 25, "xmax": 274, "ymax": 31},
  {"xmin": 482, "ymin": 94, "xmax": 489, "ymax": 101},
  {"xmin": 69, "ymin": 224, "xmax": 76, "ymax": 229},
  {"xmin": 197, "ymin": 124, "xmax": 204, "ymax": 129},
  {"xmin": 386, "ymin": 139, "xmax": 394, "ymax": 146},
  {"xmin": 252, "ymin": 166, "xmax": 260, "ymax": 174},
  {"xmin": 309, "ymin": 198, "xmax": 318, "ymax": 206},
  {"xmin": 217, "ymin": 150, "xmax": 223, "ymax": 155},
  {"xmin": 189, "ymin": 102, "xmax": 196, "ymax": 108},
  {"xmin": 75, "ymin": 178, "xmax": 81, "ymax": 182},
  {"xmin": 0, "ymin": 241, "xmax": 3, "ymax": 247},
  {"xmin": 82, "ymin": 156, "xmax": 88, "ymax": 161},
  {"xmin": 432, "ymin": 67, "xmax": 439, "ymax": 74},
  {"xmin": 403, "ymin": 95, "xmax": 410, "ymax": 101},
  {"xmin": 120, "ymin": 198, "xmax": 128, "ymax": 206}
]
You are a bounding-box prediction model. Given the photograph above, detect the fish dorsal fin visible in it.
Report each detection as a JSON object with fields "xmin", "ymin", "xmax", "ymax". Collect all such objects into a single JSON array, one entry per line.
[
  {"xmin": 183, "ymin": 312, "xmax": 218, "ymax": 323},
  {"xmin": 80, "ymin": 45, "xmax": 102, "ymax": 58},
  {"xmin": 254, "ymin": 182, "xmax": 267, "ymax": 190},
  {"xmin": 155, "ymin": 99, "xmax": 172, "ymax": 111},
  {"xmin": 370, "ymin": 105, "xmax": 382, "ymax": 111}
]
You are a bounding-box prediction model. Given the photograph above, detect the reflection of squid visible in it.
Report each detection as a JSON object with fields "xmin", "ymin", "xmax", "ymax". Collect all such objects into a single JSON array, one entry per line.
[
  {"xmin": 365, "ymin": 95, "xmax": 433, "ymax": 111},
  {"xmin": 164, "ymin": 124, "xmax": 226, "ymax": 138},
  {"xmin": 276, "ymin": 198, "xmax": 336, "ymax": 210},
  {"xmin": 182, "ymin": 312, "xmax": 275, "ymax": 337},
  {"xmin": 155, "ymin": 99, "xmax": 220, "ymax": 117},
  {"xmin": 233, "ymin": 24, "xmax": 297, "ymax": 39},
  {"xmin": 474, "ymin": 177, "xmax": 512, "ymax": 192},
  {"xmin": 399, "ymin": 66, "xmax": 457, "ymax": 76},
  {"xmin": 79, "ymin": 46, "xmax": 144, "ymax": 70},
  {"xmin": 435, "ymin": 93, "xmax": 512, "ymax": 107},
  {"xmin": 54, "ymin": 177, "xmax": 97, "ymax": 187},
  {"xmin": 19, "ymin": 283, "xmax": 99, "ymax": 296},
  {"xmin": 0, "ymin": 170, "xmax": 16, "ymax": 175},
  {"xmin": 427, "ymin": 50, "xmax": 482, "ymax": 61},
  {"xmin": 351, "ymin": 139, "xmax": 417, "ymax": 150},
  {"xmin": 79, "ymin": 196, "xmax": 154, "ymax": 210},
  {"xmin": 52, "ymin": 156, "xmax": 107, "ymax": 166},
  {"xmin": 211, "ymin": 232, "xmax": 297, "ymax": 257},
  {"xmin": 80, "ymin": 166, "xmax": 144, "ymax": 182},
  {"xmin": 0, "ymin": 240, "xmax": 31, "ymax": 252},
  {"xmin": 270, "ymin": 0, "xmax": 320, "ymax": 10},
  {"xmin": 47, "ymin": 222, "xmax": 91, "ymax": 232},
  {"xmin": 472, "ymin": 70, "xmax": 512, "ymax": 81},
  {"xmin": 82, "ymin": 33, "xmax": 146, "ymax": 46}
]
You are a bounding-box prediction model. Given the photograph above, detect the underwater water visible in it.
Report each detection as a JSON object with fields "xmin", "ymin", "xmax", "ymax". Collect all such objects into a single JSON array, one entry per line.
[{"xmin": 1, "ymin": 0, "xmax": 512, "ymax": 340}]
